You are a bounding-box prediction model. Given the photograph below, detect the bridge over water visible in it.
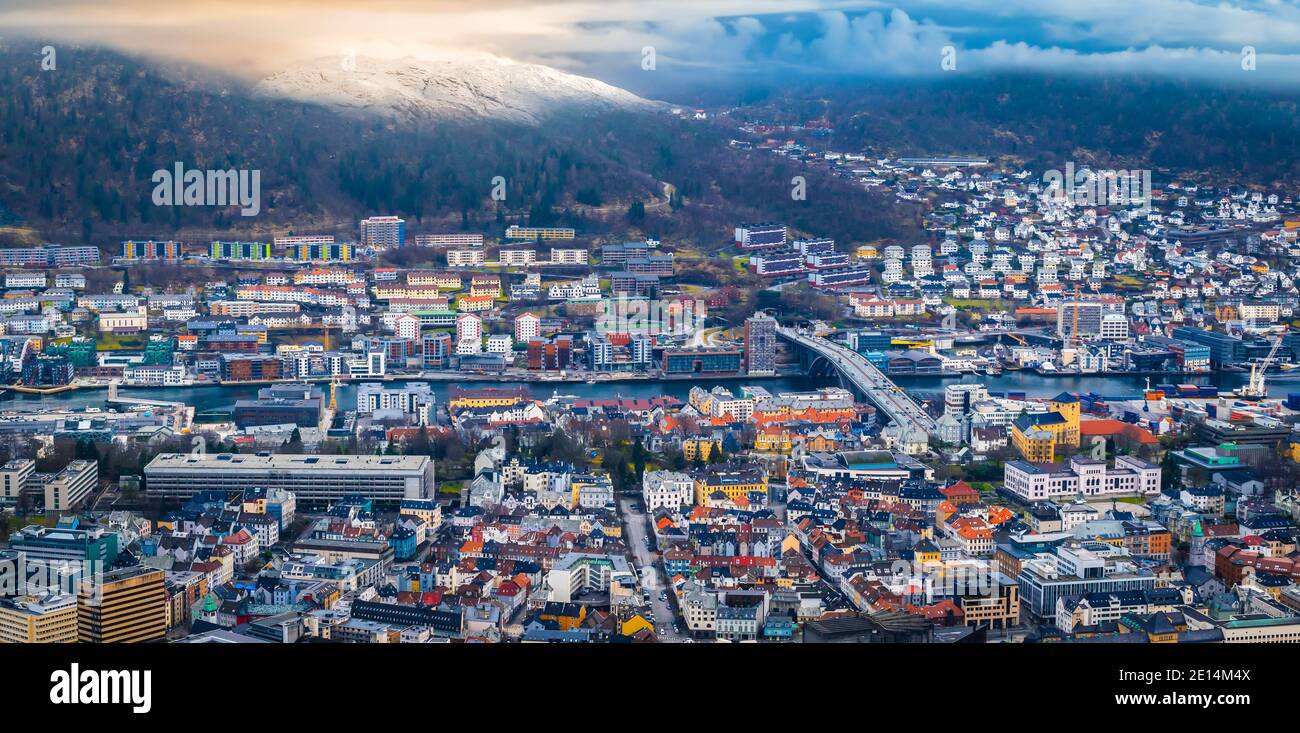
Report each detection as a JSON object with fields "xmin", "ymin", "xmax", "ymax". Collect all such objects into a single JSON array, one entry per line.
[{"xmin": 777, "ymin": 326, "xmax": 939, "ymax": 441}]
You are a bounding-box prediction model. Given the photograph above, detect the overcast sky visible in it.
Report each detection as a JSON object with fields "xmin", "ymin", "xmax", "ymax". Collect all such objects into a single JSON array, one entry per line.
[{"xmin": 4, "ymin": 0, "xmax": 1299, "ymax": 95}]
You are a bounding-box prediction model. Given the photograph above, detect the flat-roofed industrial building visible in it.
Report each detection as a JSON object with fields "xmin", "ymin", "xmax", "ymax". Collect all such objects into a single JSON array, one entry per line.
[{"xmin": 144, "ymin": 453, "xmax": 433, "ymax": 504}]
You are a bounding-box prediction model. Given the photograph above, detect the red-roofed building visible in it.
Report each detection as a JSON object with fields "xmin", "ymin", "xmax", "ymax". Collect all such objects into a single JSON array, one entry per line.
[{"xmin": 939, "ymin": 482, "xmax": 980, "ymax": 506}]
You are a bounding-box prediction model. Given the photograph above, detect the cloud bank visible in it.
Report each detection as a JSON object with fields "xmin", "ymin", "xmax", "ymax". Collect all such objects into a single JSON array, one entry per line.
[{"xmin": 2, "ymin": 0, "xmax": 1298, "ymax": 92}]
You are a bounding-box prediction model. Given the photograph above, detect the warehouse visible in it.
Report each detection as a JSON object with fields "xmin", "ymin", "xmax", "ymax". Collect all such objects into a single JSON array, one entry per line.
[{"xmin": 144, "ymin": 453, "xmax": 434, "ymax": 504}]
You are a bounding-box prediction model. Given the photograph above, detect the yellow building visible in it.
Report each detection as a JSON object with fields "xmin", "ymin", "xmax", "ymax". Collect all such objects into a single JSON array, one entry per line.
[
  {"xmin": 754, "ymin": 427, "xmax": 792, "ymax": 454},
  {"xmin": 695, "ymin": 469, "xmax": 768, "ymax": 505},
  {"xmin": 1118, "ymin": 612, "xmax": 1185, "ymax": 643},
  {"xmin": 913, "ymin": 540, "xmax": 941, "ymax": 568},
  {"xmin": 457, "ymin": 294, "xmax": 495, "ymax": 313},
  {"xmin": 0, "ymin": 594, "xmax": 79, "ymax": 643},
  {"xmin": 781, "ymin": 535, "xmax": 802, "ymax": 556},
  {"xmin": 469, "ymin": 277, "xmax": 502, "ymax": 298},
  {"xmin": 1011, "ymin": 392, "xmax": 1080, "ymax": 460},
  {"xmin": 78, "ymin": 566, "xmax": 166, "ymax": 643},
  {"xmin": 539, "ymin": 603, "xmax": 586, "ymax": 631},
  {"xmin": 1014, "ymin": 429, "xmax": 1057, "ymax": 462},
  {"xmin": 569, "ymin": 474, "xmax": 615, "ymax": 510},
  {"xmin": 619, "ymin": 613, "xmax": 654, "ymax": 637},
  {"xmin": 800, "ymin": 432, "xmax": 842, "ymax": 453},
  {"xmin": 682, "ymin": 438, "xmax": 721, "ymax": 463},
  {"xmin": 400, "ymin": 501, "xmax": 442, "ymax": 533},
  {"xmin": 505, "ymin": 225, "xmax": 575, "ymax": 240},
  {"xmin": 959, "ymin": 583, "xmax": 1020, "ymax": 630},
  {"xmin": 448, "ymin": 388, "xmax": 528, "ymax": 409}
]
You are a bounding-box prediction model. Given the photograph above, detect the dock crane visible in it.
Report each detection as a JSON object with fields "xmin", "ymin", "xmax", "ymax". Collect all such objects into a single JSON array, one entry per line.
[{"xmin": 1241, "ymin": 333, "xmax": 1284, "ymax": 399}]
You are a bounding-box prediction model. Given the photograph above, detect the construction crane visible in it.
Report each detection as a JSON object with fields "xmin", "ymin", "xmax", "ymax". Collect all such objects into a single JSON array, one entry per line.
[{"xmin": 1241, "ymin": 333, "xmax": 1284, "ymax": 399}]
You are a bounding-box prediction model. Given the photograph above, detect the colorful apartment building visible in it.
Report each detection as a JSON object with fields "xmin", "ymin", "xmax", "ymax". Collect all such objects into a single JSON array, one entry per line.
[{"xmin": 1011, "ymin": 392, "xmax": 1081, "ymax": 461}]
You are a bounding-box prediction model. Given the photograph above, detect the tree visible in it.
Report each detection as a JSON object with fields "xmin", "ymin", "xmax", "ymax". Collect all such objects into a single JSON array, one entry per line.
[
  {"xmin": 282, "ymin": 427, "xmax": 304, "ymax": 454},
  {"xmin": 631, "ymin": 438, "xmax": 647, "ymax": 481},
  {"xmin": 407, "ymin": 426, "xmax": 431, "ymax": 457},
  {"xmin": 626, "ymin": 200, "xmax": 646, "ymax": 226},
  {"xmin": 707, "ymin": 443, "xmax": 726, "ymax": 465},
  {"xmin": 604, "ymin": 444, "xmax": 632, "ymax": 493},
  {"xmin": 662, "ymin": 447, "xmax": 686, "ymax": 471},
  {"xmin": 535, "ymin": 428, "xmax": 584, "ymax": 468}
]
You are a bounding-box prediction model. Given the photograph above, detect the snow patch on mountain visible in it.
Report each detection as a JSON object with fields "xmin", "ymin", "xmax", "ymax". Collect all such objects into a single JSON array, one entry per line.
[{"xmin": 255, "ymin": 54, "xmax": 661, "ymax": 124}]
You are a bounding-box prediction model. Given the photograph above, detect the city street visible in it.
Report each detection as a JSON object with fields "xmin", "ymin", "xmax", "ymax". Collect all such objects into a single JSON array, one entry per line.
[{"xmin": 618, "ymin": 495, "xmax": 689, "ymax": 642}]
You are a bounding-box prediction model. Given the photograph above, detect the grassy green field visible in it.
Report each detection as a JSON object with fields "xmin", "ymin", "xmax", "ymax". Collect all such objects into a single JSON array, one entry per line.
[
  {"xmin": 96, "ymin": 333, "xmax": 148, "ymax": 351},
  {"xmin": 5, "ymin": 514, "xmax": 53, "ymax": 533},
  {"xmin": 945, "ymin": 298, "xmax": 1013, "ymax": 311}
]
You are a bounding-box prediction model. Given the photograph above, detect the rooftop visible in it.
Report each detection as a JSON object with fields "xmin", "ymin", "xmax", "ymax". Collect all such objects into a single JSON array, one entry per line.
[{"xmin": 146, "ymin": 453, "xmax": 431, "ymax": 472}]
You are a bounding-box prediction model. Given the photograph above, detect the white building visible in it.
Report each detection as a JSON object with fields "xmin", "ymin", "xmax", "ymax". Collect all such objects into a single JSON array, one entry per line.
[
  {"xmin": 346, "ymin": 351, "xmax": 386, "ymax": 378},
  {"xmin": 498, "ymin": 249, "xmax": 537, "ymax": 267},
  {"xmin": 356, "ymin": 382, "xmax": 433, "ymax": 420},
  {"xmin": 5, "ymin": 272, "xmax": 47, "ymax": 289},
  {"xmin": 642, "ymin": 470, "xmax": 694, "ymax": 511},
  {"xmin": 514, "ymin": 313, "xmax": 540, "ymax": 343},
  {"xmin": 393, "ymin": 313, "xmax": 420, "ymax": 341},
  {"xmin": 447, "ymin": 249, "xmax": 486, "ymax": 268},
  {"xmin": 1004, "ymin": 455, "xmax": 1161, "ymax": 502},
  {"xmin": 360, "ymin": 216, "xmax": 405, "ymax": 249},
  {"xmin": 1099, "ymin": 313, "xmax": 1130, "ymax": 341},
  {"xmin": 144, "ymin": 453, "xmax": 434, "ymax": 503},
  {"xmin": 456, "ymin": 313, "xmax": 482, "ymax": 343},
  {"xmin": 124, "ymin": 365, "xmax": 189, "ymax": 386},
  {"xmin": 545, "ymin": 553, "xmax": 634, "ymax": 603},
  {"xmin": 548, "ymin": 249, "xmax": 589, "ymax": 265},
  {"xmin": 44, "ymin": 460, "xmax": 98, "ymax": 513},
  {"xmin": 486, "ymin": 334, "xmax": 513, "ymax": 354},
  {"xmin": 0, "ymin": 459, "xmax": 36, "ymax": 504}
]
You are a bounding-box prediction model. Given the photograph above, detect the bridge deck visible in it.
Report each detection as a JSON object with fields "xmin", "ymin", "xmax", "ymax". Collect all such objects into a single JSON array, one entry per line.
[{"xmin": 777, "ymin": 327, "xmax": 939, "ymax": 439}]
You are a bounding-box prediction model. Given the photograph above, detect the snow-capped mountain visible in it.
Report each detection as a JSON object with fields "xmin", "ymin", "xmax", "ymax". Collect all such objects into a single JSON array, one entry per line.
[{"xmin": 255, "ymin": 54, "xmax": 661, "ymax": 125}]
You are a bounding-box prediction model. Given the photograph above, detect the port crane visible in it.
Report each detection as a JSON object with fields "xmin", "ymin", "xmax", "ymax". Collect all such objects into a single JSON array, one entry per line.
[
  {"xmin": 1241, "ymin": 333, "xmax": 1284, "ymax": 399},
  {"xmin": 329, "ymin": 374, "xmax": 341, "ymax": 410}
]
